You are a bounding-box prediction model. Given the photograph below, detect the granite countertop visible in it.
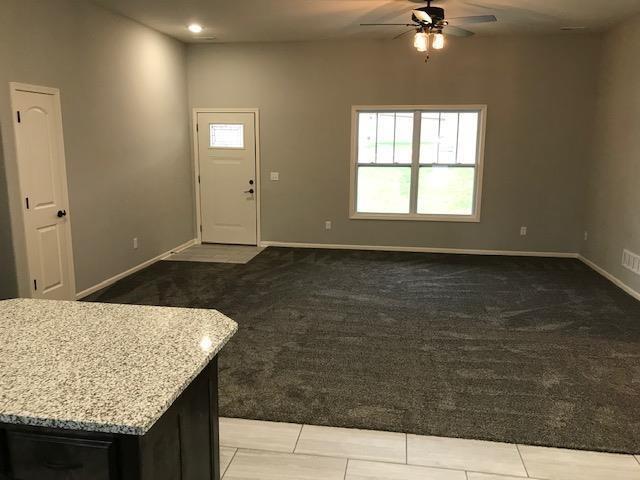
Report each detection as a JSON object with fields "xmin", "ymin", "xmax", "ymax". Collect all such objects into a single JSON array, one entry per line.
[{"xmin": 0, "ymin": 299, "xmax": 237, "ymax": 435}]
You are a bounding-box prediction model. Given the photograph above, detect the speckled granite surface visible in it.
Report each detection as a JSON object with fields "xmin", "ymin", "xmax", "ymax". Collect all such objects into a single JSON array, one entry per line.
[{"xmin": 0, "ymin": 299, "xmax": 237, "ymax": 435}]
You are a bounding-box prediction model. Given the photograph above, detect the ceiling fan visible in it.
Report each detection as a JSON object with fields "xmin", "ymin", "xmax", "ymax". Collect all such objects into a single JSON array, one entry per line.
[{"xmin": 361, "ymin": 0, "xmax": 497, "ymax": 56}]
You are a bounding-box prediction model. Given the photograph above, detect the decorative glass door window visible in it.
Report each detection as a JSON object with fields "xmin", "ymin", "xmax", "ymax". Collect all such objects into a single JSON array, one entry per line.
[
  {"xmin": 210, "ymin": 124, "xmax": 245, "ymax": 149},
  {"xmin": 351, "ymin": 106, "xmax": 486, "ymax": 221}
]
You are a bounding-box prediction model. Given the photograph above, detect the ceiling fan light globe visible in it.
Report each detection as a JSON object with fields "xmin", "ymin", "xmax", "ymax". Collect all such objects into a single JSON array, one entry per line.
[
  {"xmin": 433, "ymin": 32, "xmax": 445, "ymax": 49},
  {"xmin": 414, "ymin": 31, "xmax": 429, "ymax": 52}
]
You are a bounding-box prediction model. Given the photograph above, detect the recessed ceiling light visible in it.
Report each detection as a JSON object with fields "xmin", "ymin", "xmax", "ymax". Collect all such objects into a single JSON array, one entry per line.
[{"xmin": 188, "ymin": 24, "xmax": 203, "ymax": 33}]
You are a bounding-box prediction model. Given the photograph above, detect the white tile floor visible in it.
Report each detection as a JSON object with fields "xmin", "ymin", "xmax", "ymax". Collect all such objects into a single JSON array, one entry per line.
[
  {"xmin": 164, "ymin": 244, "xmax": 264, "ymax": 264},
  {"xmin": 218, "ymin": 418, "xmax": 640, "ymax": 480}
]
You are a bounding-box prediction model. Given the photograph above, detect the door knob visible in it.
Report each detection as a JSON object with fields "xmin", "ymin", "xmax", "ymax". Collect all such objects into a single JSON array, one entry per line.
[{"xmin": 57, "ymin": 209, "xmax": 67, "ymax": 218}]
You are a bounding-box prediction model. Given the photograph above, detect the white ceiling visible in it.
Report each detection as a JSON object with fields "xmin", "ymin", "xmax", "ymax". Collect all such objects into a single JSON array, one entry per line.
[{"xmin": 91, "ymin": 0, "xmax": 640, "ymax": 43}]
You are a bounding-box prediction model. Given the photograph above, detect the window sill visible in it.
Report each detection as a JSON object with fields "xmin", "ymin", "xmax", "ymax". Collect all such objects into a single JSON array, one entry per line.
[{"xmin": 350, "ymin": 212, "xmax": 481, "ymax": 223}]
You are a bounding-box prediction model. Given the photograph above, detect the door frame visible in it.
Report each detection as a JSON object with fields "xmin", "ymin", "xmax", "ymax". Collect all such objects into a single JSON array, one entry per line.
[
  {"xmin": 9, "ymin": 82, "xmax": 76, "ymax": 298},
  {"xmin": 191, "ymin": 108, "xmax": 261, "ymax": 246}
]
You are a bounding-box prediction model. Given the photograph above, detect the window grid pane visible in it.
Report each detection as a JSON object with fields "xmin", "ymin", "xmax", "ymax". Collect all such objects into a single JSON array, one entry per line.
[
  {"xmin": 357, "ymin": 113, "xmax": 377, "ymax": 164},
  {"xmin": 357, "ymin": 166, "xmax": 411, "ymax": 214},
  {"xmin": 419, "ymin": 113, "xmax": 439, "ymax": 164},
  {"xmin": 419, "ymin": 112, "xmax": 478, "ymax": 166},
  {"xmin": 376, "ymin": 113, "xmax": 395, "ymax": 163},
  {"xmin": 417, "ymin": 166, "xmax": 476, "ymax": 215},
  {"xmin": 437, "ymin": 112, "xmax": 459, "ymax": 164},
  {"xmin": 358, "ymin": 112, "xmax": 414, "ymax": 165},
  {"xmin": 394, "ymin": 113, "xmax": 414, "ymax": 164},
  {"xmin": 457, "ymin": 112, "xmax": 479, "ymax": 165},
  {"xmin": 210, "ymin": 124, "xmax": 245, "ymax": 149}
]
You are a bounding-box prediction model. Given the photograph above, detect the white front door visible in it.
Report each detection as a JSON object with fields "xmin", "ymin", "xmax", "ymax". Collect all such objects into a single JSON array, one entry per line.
[
  {"xmin": 11, "ymin": 84, "xmax": 75, "ymax": 300},
  {"xmin": 197, "ymin": 112, "xmax": 257, "ymax": 245}
]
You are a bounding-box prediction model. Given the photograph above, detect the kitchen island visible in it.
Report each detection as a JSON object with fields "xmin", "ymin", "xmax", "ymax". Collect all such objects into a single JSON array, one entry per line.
[{"xmin": 0, "ymin": 299, "xmax": 237, "ymax": 480}]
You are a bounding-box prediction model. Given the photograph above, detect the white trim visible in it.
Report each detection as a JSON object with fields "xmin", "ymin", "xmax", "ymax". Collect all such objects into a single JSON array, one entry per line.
[
  {"xmin": 259, "ymin": 241, "xmax": 579, "ymax": 258},
  {"xmin": 159, "ymin": 238, "xmax": 198, "ymax": 258},
  {"xmin": 578, "ymin": 255, "xmax": 640, "ymax": 301},
  {"xmin": 352, "ymin": 104, "xmax": 489, "ymax": 111},
  {"xmin": 348, "ymin": 213, "xmax": 482, "ymax": 223},
  {"xmin": 192, "ymin": 108, "xmax": 261, "ymax": 246},
  {"xmin": 349, "ymin": 104, "xmax": 487, "ymax": 223},
  {"xmin": 9, "ymin": 82, "xmax": 77, "ymax": 299},
  {"xmin": 75, "ymin": 239, "xmax": 197, "ymax": 299}
]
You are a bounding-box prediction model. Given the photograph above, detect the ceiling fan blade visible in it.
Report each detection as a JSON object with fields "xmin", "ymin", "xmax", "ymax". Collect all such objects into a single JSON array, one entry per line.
[
  {"xmin": 366, "ymin": 4, "xmax": 416, "ymax": 24},
  {"xmin": 463, "ymin": 2, "xmax": 556, "ymax": 23},
  {"xmin": 447, "ymin": 15, "xmax": 497, "ymax": 25},
  {"xmin": 412, "ymin": 10, "xmax": 432, "ymax": 23},
  {"xmin": 393, "ymin": 29, "xmax": 416, "ymax": 40},
  {"xmin": 444, "ymin": 25, "xmax": 475, "ymax": 37},
  {"xmin": 360, "ymin": 23, "xmax": 416, "ymax": 26}
]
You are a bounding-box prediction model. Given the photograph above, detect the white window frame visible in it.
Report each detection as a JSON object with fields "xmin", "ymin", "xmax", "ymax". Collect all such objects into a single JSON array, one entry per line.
[{"xmin": 349, "ymin": 104, "xmax": 487, "ymax": 223}]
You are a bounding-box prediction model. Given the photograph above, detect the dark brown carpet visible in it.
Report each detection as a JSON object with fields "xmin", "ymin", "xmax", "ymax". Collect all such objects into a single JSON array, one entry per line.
[{"xmin": 84, "ymin": 247, "xmax": 640, "ymax": 454}]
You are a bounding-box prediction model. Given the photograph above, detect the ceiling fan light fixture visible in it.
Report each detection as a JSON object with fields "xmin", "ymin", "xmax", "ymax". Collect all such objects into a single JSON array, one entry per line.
[
  {"xmin": 432, "ymin": 32, "xmax": 445, "ymax": 50},
  {"xmin": 414, "ymin": 31, "xmax": 429, "ymax": 52},
  {"xmin": 359, "ymin": 0, "xmax": 497, "ymax": 59}
]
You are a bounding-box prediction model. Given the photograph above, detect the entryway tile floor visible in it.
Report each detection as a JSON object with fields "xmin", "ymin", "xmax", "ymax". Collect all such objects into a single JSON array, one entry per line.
[
  {"xmin": 164, "ymin": 244, "xmax": 264, "ymax": 264},
  {"xmin": 219, "ymin": 418, "xmax": 640, "ymax": 480}
]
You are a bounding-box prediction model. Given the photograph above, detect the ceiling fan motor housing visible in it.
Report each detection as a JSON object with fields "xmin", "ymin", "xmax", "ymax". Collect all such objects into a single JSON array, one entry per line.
[{"xmin": 415, "ymin": 6, "xmax": 446, "ymax": 23}]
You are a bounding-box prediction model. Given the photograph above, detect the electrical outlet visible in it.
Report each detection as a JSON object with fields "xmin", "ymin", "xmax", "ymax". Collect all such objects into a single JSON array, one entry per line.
[
  {"xmin": 270, "ymin": 172, "xmax": 280, "ymax": 181},
  {"xmin": 520, "ymin": 226, "xmax": 527, "ymax": 236},
  {"xmin": 325, "ymin": 221, "xmax": 332, "ymax": 230},
  {"xmin": 133, "ymin": 237, "xmax": 139, "ymax": 249}
]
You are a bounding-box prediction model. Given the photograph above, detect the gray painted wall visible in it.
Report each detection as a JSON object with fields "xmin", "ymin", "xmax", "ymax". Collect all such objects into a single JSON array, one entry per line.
[
  {"xmin": 188, "ymin": 35, "xmax": 599, "ymax": 254},
  {"xmin": 0, "ymin": 0, "xmax": 194, "ymax": 298},
  {"xmin": 583, "ymin": 14, "xmax": 640, "ymax": 293}
]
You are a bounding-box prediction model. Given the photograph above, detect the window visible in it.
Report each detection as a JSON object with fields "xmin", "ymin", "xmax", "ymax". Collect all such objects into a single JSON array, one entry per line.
[
  {"xmin": 210, "ymin": 123, "xmax": 244, "ymax": 149},
  {"xmin": 350, "ymin": 106, "xmax": 486, "ymax": 222}
]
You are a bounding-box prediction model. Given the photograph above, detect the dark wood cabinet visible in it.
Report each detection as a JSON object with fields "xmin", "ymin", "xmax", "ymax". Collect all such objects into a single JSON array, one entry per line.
[
  {"xmin": 7, "ymin": 433, "xmax": 116, "ymax": 480},
  {"xmin": 0, "ymin": 358, "xmax": 221, "ymax": 480}
]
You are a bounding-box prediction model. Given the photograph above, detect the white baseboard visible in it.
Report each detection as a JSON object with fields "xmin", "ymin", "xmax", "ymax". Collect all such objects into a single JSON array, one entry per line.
[
  {"xmin": 75, "ymin": 239, "xmax": 197, "ymax": 300},
  {"xmin": 578, "ymin": 255, "xmax": 640, "ymax": 301},
  {"xmin": 259, "ymin": 241, "xmax": 580, "ymax": 258},
  {"xmin": 159, "ymin": 238, "xmax": 199, "ymax": 260}
]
